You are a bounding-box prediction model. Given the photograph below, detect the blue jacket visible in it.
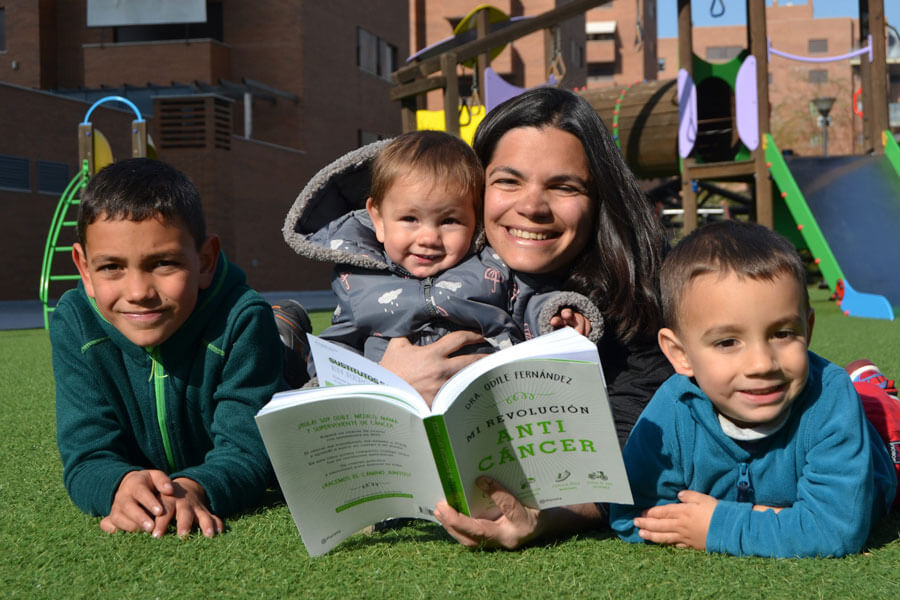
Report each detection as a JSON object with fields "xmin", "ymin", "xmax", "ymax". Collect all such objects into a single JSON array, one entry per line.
[{"xmin": 610, "ymin": 352, "xmax": 896, "ymax": 557}]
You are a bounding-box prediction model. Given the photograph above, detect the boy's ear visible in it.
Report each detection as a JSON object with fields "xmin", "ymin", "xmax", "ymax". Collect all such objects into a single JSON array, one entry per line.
[
  {"xmin": 366, "ymin": 197, "xmax": 386, "ymax": 244},
  {"xmin": 198, "ymin": 235, "xmax": 221, "ymax": 289},
  {"xmin": 658, "ymin": 327, "xmax": 694, "ymax": 377},
  {"xmin": 72, "ymin": 243, "xmax": 96, "ymax": 298}
]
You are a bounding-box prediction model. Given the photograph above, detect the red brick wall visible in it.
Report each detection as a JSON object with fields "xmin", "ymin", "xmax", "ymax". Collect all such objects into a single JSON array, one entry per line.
[
  {"xmin": 83, "ymin": 40, "xmax": 233, "ymax": 88},
  {"xmin": 0, "ymin": 84, "xmax": 137, "ymax": 301}
]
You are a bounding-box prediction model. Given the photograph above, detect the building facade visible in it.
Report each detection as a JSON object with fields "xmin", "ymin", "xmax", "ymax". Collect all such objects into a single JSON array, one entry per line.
[
  {"xmin": 409, "ymin": 0, "xmax": 658, "ymax": 110},
  {"xmin": 0, "ymin": 0, "xmax": 407, "ymax": 301}
]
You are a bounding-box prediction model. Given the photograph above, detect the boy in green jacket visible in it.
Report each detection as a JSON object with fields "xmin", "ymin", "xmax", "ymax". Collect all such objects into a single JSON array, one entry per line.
[{"xmin": 52, "ymin": 158, "xmax": 285, "ymax": 538}]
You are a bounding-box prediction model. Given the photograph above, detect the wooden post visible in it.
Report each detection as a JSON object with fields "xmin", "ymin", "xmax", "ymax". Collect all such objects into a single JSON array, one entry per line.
[
  {"xmin": 401, "ymin": 97, "xmax": 418, "ymax": 133},
  {"xmin": 859, "ymin": 0, "xmax": 874, "ymax": 152},
  {"xmin": 78, "ymin": 123, "xmax": 94, "ymax": 175},
  {"xmin": 476, "ymin": 7, "xmax": 490, "ymax": 98},
  {"xmin": 131, "ymin": 120, "xmax": 147, "ymax": 158},
  {"xmin": 748, "ymin": 0, "xmax": 773, "ymax": 227},
  {"xmin": 868, "ymin": 0, "xmax": 889, "ymax": 152},
  {"xmin": 442, "ymin": 52, "xmax": 460, "ymax": 137},
  {"xmin": 678, "ymin": 0, "xmax": 698, "ymax": 234}
]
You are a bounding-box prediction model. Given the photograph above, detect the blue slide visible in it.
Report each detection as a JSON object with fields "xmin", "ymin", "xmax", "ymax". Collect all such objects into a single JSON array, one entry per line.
[{"xmin": 768, "ymin": 136, "xmax": 900, "ymax": 320}]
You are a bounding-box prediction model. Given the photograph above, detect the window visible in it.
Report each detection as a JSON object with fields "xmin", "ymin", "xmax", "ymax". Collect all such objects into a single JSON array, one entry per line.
[
  {"xmin": 0, "ymin": 155, "xmax": 30, "ymax": 191},
  {"xmin": 38, "ymin": 161, "xmax": 69, "ymax": 194},
  {"xmin": 808, "ymin": 39, "xmax": 828, "ymax": 54},
  {"xmin": 587, "ymin": 62, "xmax": 615, "ymax": 84},
  {"xmin": 0, "ymin": 8, "xmax": 6, "ymax": 52},
  {"xmin": 357, "ymin": 27, "xmax": 397, "ymax": 82},
  {"xmin": 706, "ymin": 46, "xmax": 742, "ymax": 61},
  {"xmin": 658, "ymin": 57, "xmax": 666, "ymax": 72},
  {"xmin": 809, "ymin": 69, "xmax": 828, "ymax": 84},
  {"xmin": 113, "ymin": 2, "xmax": 223, "ymax": 43},
  {"xmin": 586, "ymin": 21, "xmax": 616, "ymax": 42}
]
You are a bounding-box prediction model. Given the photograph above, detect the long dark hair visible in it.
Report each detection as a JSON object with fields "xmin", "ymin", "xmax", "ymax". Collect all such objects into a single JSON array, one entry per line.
[{"xmin": 473, "ymin": 87, "xmax": 665, "ymax": 342}]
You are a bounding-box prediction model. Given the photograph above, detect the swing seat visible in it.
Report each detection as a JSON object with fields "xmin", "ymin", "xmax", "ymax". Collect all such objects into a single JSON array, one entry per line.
[{"xmin": 415, "ymin": 105, "xmax": 486, "ymax": 145}]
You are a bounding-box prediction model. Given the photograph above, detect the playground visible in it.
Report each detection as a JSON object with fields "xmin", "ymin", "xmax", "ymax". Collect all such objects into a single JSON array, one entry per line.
[
  {"xmin": 5, "ymin": 1, "xmax": 900, "ymax": 594},
  {"xmin": 391, "ymin": 0, "xmax": 900, "ymax": 320}
]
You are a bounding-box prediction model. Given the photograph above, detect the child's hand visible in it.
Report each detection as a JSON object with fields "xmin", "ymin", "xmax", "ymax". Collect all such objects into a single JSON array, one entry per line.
[
  {"xmin": 151, "ymin": 477, "xmax": 223, "ymax": 538},
  {"xmin": 632, "ymin": 490, "xmax": 717, "ymax": 551},
  {"xmin": 549, "ymin": 308, "xmax": 591, "ymax": 337},
  {"xmin": 100, "ymin": 469, "xmax": 175, "ymax": 535}
]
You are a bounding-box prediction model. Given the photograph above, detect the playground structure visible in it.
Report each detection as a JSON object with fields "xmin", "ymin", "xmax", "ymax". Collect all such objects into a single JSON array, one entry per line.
[
  {"xmin": 38, "ymin": 96, "xmax": 148, "ymax": 328},
  {"xmin": 392, "ymin": 0, "xmax": 897, "ymax": 320}
]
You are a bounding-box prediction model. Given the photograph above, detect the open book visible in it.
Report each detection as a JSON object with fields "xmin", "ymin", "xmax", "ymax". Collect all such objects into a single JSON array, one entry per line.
[{"xmin": 255, "ymin": 327, "xmax": 632, "ymax": 556}]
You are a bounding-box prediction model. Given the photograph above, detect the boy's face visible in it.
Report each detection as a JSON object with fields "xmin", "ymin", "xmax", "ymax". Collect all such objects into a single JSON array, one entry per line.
[
  {"xmin": 658, "ymin": 270, "xmax": 814, "ymax": 428},
  {"xmin": 366, "ymin": 173, "xmax": 477, "ymax": 278},
  {"xmin": 73, "ymin": 214, "xmax": 219, "ymax": 348}
]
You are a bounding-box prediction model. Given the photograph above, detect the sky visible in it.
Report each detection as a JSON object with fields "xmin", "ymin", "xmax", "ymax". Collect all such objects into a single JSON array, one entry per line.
[{"xmin": 656, "ymin": 0, "xmax": 900, "ymax": 38}]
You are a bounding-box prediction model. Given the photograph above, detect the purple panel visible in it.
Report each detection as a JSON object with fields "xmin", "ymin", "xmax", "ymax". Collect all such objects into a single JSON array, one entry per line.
[
  {"xmin": 735, "ymin": 56, "xmax": 759, "ymax": 151},
  {"xmin": 677, "ymin": 69, "xmax": 697, "ymax": 159},
  {"xmin": 484, "ymin": 66, "xmax": 526, "ymax": 111}
]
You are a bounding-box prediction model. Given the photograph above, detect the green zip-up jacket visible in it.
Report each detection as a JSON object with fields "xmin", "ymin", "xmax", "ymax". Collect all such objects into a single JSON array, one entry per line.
[{"xmin": 51, "ymin": 254, "xmax": 283, "ymax": 517}]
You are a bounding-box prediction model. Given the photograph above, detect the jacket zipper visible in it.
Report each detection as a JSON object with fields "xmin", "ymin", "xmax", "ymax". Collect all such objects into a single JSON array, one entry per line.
[
  {"xmin": 423, "ymin": 277, "xmax": 439, "ymax": 316},
  {"xmin": 149, "ymin": 347, "xmax": 176, "ymax": 471},
  {"xmin": 736, "ymin": 462, "xmax": 754, "ymax": 502}
]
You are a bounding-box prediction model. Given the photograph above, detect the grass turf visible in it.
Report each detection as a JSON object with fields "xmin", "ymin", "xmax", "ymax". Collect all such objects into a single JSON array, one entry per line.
[{"xmin": 2, "ymin": 286, "xmax": 899, "ymax": 599}]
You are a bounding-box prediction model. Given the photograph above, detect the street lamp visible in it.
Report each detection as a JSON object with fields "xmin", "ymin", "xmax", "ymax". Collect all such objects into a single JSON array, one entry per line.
[{"xmin": 813, "ymin": 97, "xmax": 836, "ymax": 157}]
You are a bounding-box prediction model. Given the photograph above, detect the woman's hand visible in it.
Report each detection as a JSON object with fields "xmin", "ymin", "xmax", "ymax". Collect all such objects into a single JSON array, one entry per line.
[
  {"xmin": 379, "ymin": 331, "xmax": 486, "ymax": 406},
  {"xmin": 433, "ymin": 477, "xmax": 604, "ymax": 549}
]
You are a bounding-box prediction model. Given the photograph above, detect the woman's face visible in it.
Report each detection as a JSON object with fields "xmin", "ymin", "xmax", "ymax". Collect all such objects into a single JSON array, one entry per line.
[{"xmin": 483, "ymin": 126, "xmax": 594, "ymax": 275}]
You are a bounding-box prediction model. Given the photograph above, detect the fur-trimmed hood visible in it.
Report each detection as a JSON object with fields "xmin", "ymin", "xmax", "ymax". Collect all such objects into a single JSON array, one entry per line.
[{"xmin": 282, "ymin": 140, "xmax": 392, "ymax": 270}]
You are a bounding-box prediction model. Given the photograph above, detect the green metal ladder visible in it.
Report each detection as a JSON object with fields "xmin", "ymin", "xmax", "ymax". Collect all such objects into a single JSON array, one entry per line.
[
  {"xmin": 38, "ymin": 95, "xmax": 147, "ymax": 329},
  {"xmin": 39, "ymin": 160, "xmax": 90, "ymax": 329}
]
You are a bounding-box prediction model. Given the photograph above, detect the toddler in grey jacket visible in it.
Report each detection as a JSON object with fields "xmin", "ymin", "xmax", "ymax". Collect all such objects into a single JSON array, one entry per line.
[{"xmin": 283, "ymin": 131, "xmax": 602, "ymax": 365}]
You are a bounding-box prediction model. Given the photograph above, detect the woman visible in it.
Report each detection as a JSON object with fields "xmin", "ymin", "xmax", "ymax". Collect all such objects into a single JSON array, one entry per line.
[{"xmin": 380, "ymin": 87, "xmax": 673, "ymax": 549}]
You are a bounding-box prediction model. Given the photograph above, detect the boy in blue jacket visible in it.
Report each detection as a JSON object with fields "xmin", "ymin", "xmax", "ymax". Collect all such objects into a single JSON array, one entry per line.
[
  {"xmin": 53, "ymin": 158, "xmax": 284, "ymax": 538},
  {"xmin": 610, "ymin": 221, "xmax": 896, "ymax": 557}
]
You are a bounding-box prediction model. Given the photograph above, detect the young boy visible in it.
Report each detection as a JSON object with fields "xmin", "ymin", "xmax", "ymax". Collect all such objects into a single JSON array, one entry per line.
[
  {"xmin": 609, "ymin": 220, "xmax": 896, "ymax": 557},
  {"xmin": 284, "ymin": 130, "xmax": 601, "ymax": 371},
  {"xmin": 52, "ymin": 158, "xmax": 285, "ymax": 538}
]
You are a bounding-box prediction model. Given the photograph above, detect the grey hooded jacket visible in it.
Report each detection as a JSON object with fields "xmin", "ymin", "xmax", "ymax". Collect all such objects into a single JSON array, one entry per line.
[{"xmin": 282, "ymin": 140, "xmax": 602, "ymax": 363}]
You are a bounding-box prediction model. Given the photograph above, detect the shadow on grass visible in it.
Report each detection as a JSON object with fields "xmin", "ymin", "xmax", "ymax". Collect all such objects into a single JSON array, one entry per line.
[
  {"xmin": 328, "ymin": 516, "xmax": 619, "ymax": 554},
  {"xmin": 865, "ymin": 510, "xmax": 900, "ymax": 551}
]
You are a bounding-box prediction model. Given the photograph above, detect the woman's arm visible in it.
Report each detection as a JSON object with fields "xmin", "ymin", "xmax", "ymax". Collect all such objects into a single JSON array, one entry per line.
[{"xmin": 378, "ymin": 331, "xmax": 486, "ymax": 406}]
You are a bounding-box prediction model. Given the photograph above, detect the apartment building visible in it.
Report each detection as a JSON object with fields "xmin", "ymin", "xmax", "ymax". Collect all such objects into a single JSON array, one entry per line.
[{"xmin": 0, "ymin": 0, "xmax": 407, "ymax": 301}]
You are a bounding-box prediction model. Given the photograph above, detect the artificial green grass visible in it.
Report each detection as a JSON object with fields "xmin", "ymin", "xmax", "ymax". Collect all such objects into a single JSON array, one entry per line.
[{"xmin": 2, "ymin": 286, "xmax": 899, "ymax": 599}]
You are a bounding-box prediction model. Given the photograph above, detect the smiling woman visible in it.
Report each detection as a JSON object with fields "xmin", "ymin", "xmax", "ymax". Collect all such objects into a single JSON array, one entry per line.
[
  {"xmin": 379, "ymin": 88, "xmax": 674, "ymax": 550},
  {"xmin": 481, "ymin": 126, "xmax": 593, "ymax": 276}
]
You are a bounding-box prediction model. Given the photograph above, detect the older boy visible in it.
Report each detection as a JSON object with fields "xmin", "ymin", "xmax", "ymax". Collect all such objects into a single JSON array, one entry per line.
[
  {"xmin": 53, "ymin": 158, "xmax": 284, "ymax": 538},
  {"xmin": 610, "ymin": 221, "xmax": 896, "ymax": 557}
]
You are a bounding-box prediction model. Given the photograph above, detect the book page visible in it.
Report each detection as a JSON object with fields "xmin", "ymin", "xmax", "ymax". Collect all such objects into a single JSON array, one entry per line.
[
  {"xmin": 308, "ymin": 334, "xmax": 421, "ymax": 399},
  {"xmin": 256, "ymin": 386, "xmax": 443, "ymax": 556},
  {"xmin": 434, "ymin": 330, "xmax": 633, "ymax": 517}
]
